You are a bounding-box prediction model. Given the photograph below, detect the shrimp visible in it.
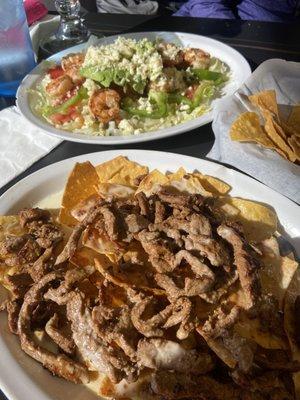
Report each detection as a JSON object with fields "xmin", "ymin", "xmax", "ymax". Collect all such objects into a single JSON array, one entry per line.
[
  {"xmin": 183, "ymin": 48, "xmax": 211, "ymax": 69},
  {"xmin": 157, "ymin": 41, "xmax": 184, "ymax": 68},
  {"xmin": 61, "ymin": 53, "xmax": 85, "ymax": 84},
  {"xmin": 45, "ymin": 75, "xmax": 74, "ymax": 98},
  {"xmin": 89, "ymin": 89, "xmax": 121, "ymax": 125}
]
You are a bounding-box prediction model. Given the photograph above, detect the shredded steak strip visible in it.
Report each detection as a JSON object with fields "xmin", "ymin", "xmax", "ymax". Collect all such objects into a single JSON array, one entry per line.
[
  {"xmin": 17, "ymin": 272, "xmax": 90, "ymax": 384},
  {"xmin": 55, "ymin": 203, "xmax": 105, "ymax": 265},
  {"xmin": 67, "ymin": 292, "xmax": 137, "ymax": 383},
  {"xmin": 137, "ymin": 338, "xmax": 214, "ymax": 374},
  {"xmin": 150, "ymin": 370, "xmax": 240, "ymax": 400},
  {"xmin": 217, "ymin": 224, "xmax": 261, "ymax": 308},
  {"xmin": 45, "ymin": 313, "xmax": 75, "ymax": 355}
]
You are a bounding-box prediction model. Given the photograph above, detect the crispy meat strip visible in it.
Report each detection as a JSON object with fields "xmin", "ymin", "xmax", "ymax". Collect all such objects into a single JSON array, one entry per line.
[
  {"xmin": 135, "ymin": 192, "xmax": 151, "ymax": 216},
  {"xmin": 17, "ymin": 271, "xmax": 90, "ymax": 384},
  {"xmin": 148, "ymin": 222, "xmax": 183, "ymax": 247},
  {"xmin": 157, "ymin": 191, "xmax": 192, "ymax": 207},
  {"xmin": 92, "ymin": 302, "xmax": 139, "ymax": 361},
  {"xmin": 200, "ymin": 304, "xmax": 240, "ymax": 339},
  {"xmin": 45, "ymin": 313, "xmax": 75, "ymax": 355},
  {"xmin": 19, "ymin": 208, "xmax": 63, "ymax": 249},
  {"xmin": 100, "ymin": 205, "xmax": 120, "ymax": 241},
  {"xmin": 44, "ymin": 269, "xmax": 86, "ymax": 305},
  {"xmin": 131, "ymin": 296, "xmax": 166, "ymax": 338},
  {"xmin": 137, "ymin": 338, "xmax": 214, "ymax": 374},
  {"xmin": 19, "ymin": 208, "xmax": 51, "ymax": 227},
  {"xmin": 125, "ymin": 214, "xmax": 149, "ymax": 233},
  {"xmin": 67, "ymin": 292, "xmax": 137, "ymax": 383},
  {"xmin": 4, "ymin": 272, "xmax": 33, "ymax": 299},
  {"xmin": 164, "ymin": 213, "xmax": 212, "ymax": 236},
  {"xmin": 0, "ymin": 235, "xmax": 42, "ymax": 267},
  {"xmin": 130, "ymin": 295, "xmax": 194, "ymax": 340},
  {"xmin": 29, "ymin": 247, "xmax": 54, "ymax": 282},
  {"xmin": 55, "ymin": 202, "xmax": 105, "ymax": 265},
  {"xmin": 138, "ymin": 230, "xmax": 175, "ymax": 273},
  {"xmin": 184, "ymin": 233, "xmax": 230, "ymax": 267},
  {"xmin": 155, "ymin": 272, "xmax": 213, "ymax": 299},
  {"xmin": 6, "ymin": 300, "xmax": 21, "ymax": 334},
  {"xmin": 217, "ymin": 224, "xmax": 261, "ymax": 308},
  {"xmin": 150, "ymin": 370, "xmax": 240, "ymax": 400},
  {"xmin": 189, "ymin": 213, "xmax": 212, "ymax": 236},
  {"xmin": 175, "ymin": 250, "xmax": 215, "ymax": 280},
  {"xmin": 154, "ymin": 200, "xmax": 166, "ymax": 223}
]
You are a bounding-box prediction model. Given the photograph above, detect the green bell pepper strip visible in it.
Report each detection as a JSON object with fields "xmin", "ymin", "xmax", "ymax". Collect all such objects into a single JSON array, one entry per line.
[
  {"xmin": 44, "ymin": 87, "xmax": 88, "ymax": 117},
  {"xmin": 122, "ymin": 91, "xmax": 168, "ymax": 119},
  {"xmin": 168, "ymin": 93, "xmax": 193, "ymax": 108},
  {"xmin": 192, "ymin": 83, "xmax": 215, "ymax": 107},
  {"xmin": 191, "ymin": 68, "xmax": 225, "ymax": 83},
  {"xmin": 168, "ymin": 82, "xmax": 215, "ymax": 110}
]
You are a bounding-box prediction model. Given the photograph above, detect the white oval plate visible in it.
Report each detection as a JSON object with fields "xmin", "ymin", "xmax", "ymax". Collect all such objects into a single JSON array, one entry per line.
[
  {"xmin": 16, "ymin": 31, "xmax": 251, "ymax": 145},
  {"xmin": 0, "ymin": 150, "xmax": 299, "ymax": 400}
]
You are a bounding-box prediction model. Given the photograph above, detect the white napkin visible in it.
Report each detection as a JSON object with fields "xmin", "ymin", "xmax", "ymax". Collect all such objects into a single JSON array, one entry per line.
[
  {"xmin": 208, "ymin": 59, "xmax": 300, "ymax": 204},
  {"xmin": 0, "ymin": 107, "xmax": 61, "ymax": 189}
]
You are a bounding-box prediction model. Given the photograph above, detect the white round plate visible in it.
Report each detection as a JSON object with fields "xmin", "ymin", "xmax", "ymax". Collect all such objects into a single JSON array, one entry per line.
[
  {"xmin": 16, "ymin": 31, "xmax": 251, "ymax": 145},
  {"xmin": 0, "ymin": 150, "xmax": 299, "ymax": 400}
]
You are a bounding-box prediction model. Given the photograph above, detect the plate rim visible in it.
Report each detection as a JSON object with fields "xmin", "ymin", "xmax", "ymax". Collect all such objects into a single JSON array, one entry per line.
[
  {"xmin": 0, "ymin": 149, "xmax": 299, "ymax": 400},
  {"xmin": 16, "ymin": 31, "xmax": 251, "ymax": 145}
]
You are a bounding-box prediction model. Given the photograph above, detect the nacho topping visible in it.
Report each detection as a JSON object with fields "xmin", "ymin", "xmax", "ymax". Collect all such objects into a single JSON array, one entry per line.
[{"xmin": 0, "ymin": 156, "xmax": 298, "ymax": 400}]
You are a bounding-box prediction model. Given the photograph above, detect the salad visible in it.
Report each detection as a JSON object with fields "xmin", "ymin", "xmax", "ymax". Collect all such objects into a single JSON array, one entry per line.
[{"xmin": 32, "ymin": 37, "xmax": 230, "ymax": 136}]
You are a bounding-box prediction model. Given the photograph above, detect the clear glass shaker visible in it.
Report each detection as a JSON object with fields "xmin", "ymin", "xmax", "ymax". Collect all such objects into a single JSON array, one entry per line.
[{"xmin": 0, "ymin": 0, "xmax": 36, "ymax": 97}]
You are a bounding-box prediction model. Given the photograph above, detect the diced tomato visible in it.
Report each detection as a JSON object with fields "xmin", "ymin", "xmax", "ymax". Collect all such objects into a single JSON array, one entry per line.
[
  {"xmin": 48, "ymin": 66, "xmax": 64, "ymax": 79},
  {"xmin": 50, "ymin": 109, "xmax": 82, "ymax": 125}
]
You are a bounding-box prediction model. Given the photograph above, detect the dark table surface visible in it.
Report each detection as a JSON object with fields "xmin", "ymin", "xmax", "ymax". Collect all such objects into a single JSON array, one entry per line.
[{"xmin": 0, "ymin": 13, "xmax": 300, "ymax": 400}]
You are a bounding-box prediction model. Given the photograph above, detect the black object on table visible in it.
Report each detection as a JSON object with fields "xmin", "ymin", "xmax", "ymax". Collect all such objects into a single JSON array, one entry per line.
[{"xmin": 0, "ymin": 14, "xmax": 300, "ymax": 400}]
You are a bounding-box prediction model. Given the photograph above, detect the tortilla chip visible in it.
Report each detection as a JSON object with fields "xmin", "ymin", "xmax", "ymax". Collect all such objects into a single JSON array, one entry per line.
[
  {"xmin": 136, "ymin": 169, "xmax": 169, "ymax": 196},
  {"xmin": 235, "ymin": 318, "xmax": 288, "ymax": 350},
  {"xmin": 96, "ymin": 156, "xmax": 130, "ymax": 182},
  {"xmin": 288, "ymin": 135, "xmax": 300, "ymax": 161},
  {"xmin": 287, "ymin": 104, "xmax": 300, "ymax": 136},
  {"xmin": 248, "ymin": 90, "xmax": 279, "ymax": 119},
  {"xmin": 94, "ymin": 257, "xmax": 164, "ymax": 295},
  {"xmin": 264, "ymin": 116, "xmax": 296, "ymax": 162},
  {"xmin": 226, "ymin": 286, "xmax": 288, "ymax": 349},
  {"xmin": 258, "ymin": 237, "xmax": 299, "ymax": 310},
  {"xmin": 0, "ymin": 215, "xmax": 24, "ymax": 241},
  {"xmin": 196, "ymin": 327, "xmax": 237, "ymax": 368},
  {"xmin": 281, "ymin": 120, "xmax": 300, "ymax": 138},
  {"xmin": 82, "ymin": 226, "xmax": 125, "ymax": 260},
  {"xmin": 98, "ymin": 183, "xmax": 135, "ymax": 199},
  {"xmin": 167, "ymin": 167, "xmax": 187, "ymax": 181},
  {"xmin": 96, "ymin": 156, "xmax": 148, "ymax": 187},
  {"xmin": 230, "ymin": 112, "xmax": 275, "ymax": 148},
  {"xmin": 212, "ymin": 197, "xmax": 277, "ymax": 242},
  {"xmin": 168, "ymin": 174, "xmax": 213, "ymax": 197},
  {"xmin": 191, "ymin": 172, "xmax": 231, "ymax": 196},
  {"xmin": 70, "ymin": 246, "xmax": 106, "ymax": 270},
  {"xmin": 59, "ymin": 162, "xmax": 100, "ymax": 227}
]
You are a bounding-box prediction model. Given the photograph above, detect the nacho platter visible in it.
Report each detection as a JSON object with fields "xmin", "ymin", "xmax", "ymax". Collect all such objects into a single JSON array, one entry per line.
[{"xmin": 0, "ymin": 150, "xmax": 299, "ymax": 400}]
